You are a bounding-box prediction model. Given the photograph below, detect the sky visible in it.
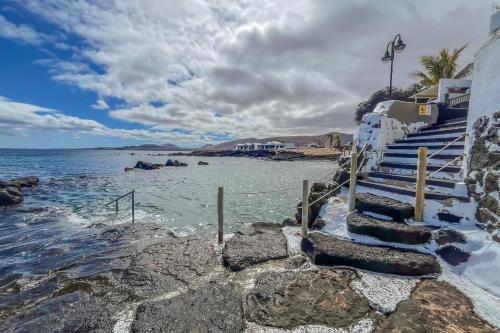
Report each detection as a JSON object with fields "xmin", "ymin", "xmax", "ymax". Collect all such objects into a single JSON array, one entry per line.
[{"xmin": 0, "ymin": 0, "xmax": 494, "ymax": 148}]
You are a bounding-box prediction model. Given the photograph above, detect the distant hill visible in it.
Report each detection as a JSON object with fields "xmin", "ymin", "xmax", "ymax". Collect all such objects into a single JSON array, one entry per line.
[
  {"xmin": 93, "ymin": 143, "xmax": 191, "ymax": 151},
  {"xmin": 198, "ymin": 133, "xmax": 354, "ymax": 151}
]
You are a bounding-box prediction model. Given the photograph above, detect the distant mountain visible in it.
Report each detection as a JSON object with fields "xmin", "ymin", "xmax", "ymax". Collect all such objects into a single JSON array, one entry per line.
[
  {"xmin": 93, "ymin": 143, "xmax": 192, "ymax": 151},
  {"xmin": 197, "ymin": 133, "xmax": 354, "ymax": 151}
]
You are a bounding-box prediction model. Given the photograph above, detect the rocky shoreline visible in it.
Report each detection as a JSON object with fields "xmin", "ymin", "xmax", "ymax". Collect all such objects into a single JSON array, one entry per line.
[{"xmin": 170, "ymin": 149, "xmax": 341, "ymax": 161}]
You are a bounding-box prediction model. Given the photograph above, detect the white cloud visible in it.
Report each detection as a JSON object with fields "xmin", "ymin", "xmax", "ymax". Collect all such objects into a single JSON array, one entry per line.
[
  {"xmin": 0, "ymin": 14, "xmax": 48, "ymax": 45},
  {"xmin": 5, "ymin": 0, "xmax": 493, "ymax": 140}
]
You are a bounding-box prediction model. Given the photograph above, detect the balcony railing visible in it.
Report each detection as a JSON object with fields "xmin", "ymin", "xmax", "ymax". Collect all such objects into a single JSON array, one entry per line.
[{"xmin": 448, "ymin": 93, "xmax": 470, "ymax": 106}]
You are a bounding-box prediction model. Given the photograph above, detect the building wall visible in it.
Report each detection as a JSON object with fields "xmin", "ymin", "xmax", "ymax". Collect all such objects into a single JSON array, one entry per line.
[
  {"xmin": 437, "ymin": 79, "xmax": 471, "ymax": 103},
  {"xmin": 465, "ymin": 31, "xmax": 500, "ymax": 233}
]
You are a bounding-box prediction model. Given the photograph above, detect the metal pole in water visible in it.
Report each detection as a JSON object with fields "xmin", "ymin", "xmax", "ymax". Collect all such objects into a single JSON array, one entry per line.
[
  {"xmin": 131, "ymin": 191, "xmax": 135, "ymax": 223},
  {"xmin": 115, "ymin": 201, "xmax": 118, "ymax": 215},
  {"xmin": 301, "ymin": 180, "xmax": 309, "ymax": 237},
  {"xmin": 218, "ymin": 187, "xmax": 224, "ymax": 243}
]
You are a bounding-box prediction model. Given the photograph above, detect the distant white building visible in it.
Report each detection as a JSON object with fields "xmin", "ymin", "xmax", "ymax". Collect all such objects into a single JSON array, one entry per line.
[{"xmin": 235, "ymin": 141, "xmax": 296, "ymax": 151}]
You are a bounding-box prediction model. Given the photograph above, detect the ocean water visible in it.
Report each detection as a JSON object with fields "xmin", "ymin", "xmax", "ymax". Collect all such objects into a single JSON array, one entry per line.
[{"xmin": 0, "ymin": 149, "xmax": 335, "ymax": 292}]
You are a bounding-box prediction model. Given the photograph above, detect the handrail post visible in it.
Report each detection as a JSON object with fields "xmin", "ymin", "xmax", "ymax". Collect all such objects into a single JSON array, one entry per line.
[
  {"xmin": 462, "ymin": 133, "xmax": 469, "ymax": 178},
  {"xmin": 131, "ymin": 190, "xmax": 135, "ymax": 223},
  {"xmin": 415, "ymin": 147, "xmax": 427, "ymax": 222},
  {"xmin": 301, "ymin": 180, "xmax": 309, "ymax": 237},
  {"xmin": 218, "ymin": 187, "xmax": 224, "ymax": 243},
  {"xmin": 348, "ymin": 152, "xmax": 358, "ymax": 212}
]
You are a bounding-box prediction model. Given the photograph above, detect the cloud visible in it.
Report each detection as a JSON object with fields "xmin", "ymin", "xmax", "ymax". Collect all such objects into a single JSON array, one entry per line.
[
  {"xmin": 6, "ymin": 0, "xmax": 493, "ymax": 140},
  {"xmin": 0, "ymin": 14, "xmax": 49, "ymax": 45},
  {"xmin": 0, "ymin": 96, "xmax": 215, "ymax": 145}
]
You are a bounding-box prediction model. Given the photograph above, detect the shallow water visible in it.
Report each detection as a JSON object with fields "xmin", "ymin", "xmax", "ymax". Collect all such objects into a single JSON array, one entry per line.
[{"xmin": 0, "ymin": 149, "xmax": 335, "ymax": 285}]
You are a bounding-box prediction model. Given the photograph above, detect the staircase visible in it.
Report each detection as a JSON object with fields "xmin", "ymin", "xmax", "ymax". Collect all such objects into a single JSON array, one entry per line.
[{"xmin": 302, "ymin": 115, "xmax": 471, "ymax": 276}]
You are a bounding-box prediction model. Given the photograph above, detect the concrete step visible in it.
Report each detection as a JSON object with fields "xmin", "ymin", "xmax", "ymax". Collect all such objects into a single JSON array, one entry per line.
[
  {"xmin": 357, "ymin": 179, "xmax": 469, "ymax": 202},
  {"xmin": 301, "ymin": 233, "xmax": 441, "ymax": 276},
  {"xmin": 380, "ymin": 161, "xmax": 462, "ymax": 173},
  {"xmin": 438, "ymin": 116, "xmax": 467, "ymax": 124},
  {"xmin": 395, "ymin": 135, "xmax": 464, "ymax": 144},
  {"xmin": 407, "ymin": 127, "xmax": 466, "ymax": 138},
  {"xmin": 386, "ymin": 143, "xmax": 464, "ymax": 152},
  {"xmin": 420, "ymin": 120, "xmax": 467, "ymax": 131},
  {"xmin": 346, "ymin": 212, "xmax": 433, "ymax": 245},
  {"xmin": 366, "ymin": 172, "xmax": 456, "ymax": 188},
  {"xmin": 355, "ymin": 192, "xmax": 414, "ymax": 221},
  {"xmin": 384, "ymin": 152, "xmax": 461, "ymax": 160},
  {"xmin": 382, "ymin": 154, "xmax": 463, "ymax": 167}
]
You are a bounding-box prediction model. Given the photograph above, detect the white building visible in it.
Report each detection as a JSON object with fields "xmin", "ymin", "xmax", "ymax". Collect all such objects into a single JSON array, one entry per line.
[{"xmin": 235, "ymin": 141, "xmax": 295, "ymax": 151}]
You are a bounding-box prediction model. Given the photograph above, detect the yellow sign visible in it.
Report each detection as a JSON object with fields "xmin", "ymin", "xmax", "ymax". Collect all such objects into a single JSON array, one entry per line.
[{"xmin": 419, "ymin": 105, "xmax": 431, "ymax": 116}]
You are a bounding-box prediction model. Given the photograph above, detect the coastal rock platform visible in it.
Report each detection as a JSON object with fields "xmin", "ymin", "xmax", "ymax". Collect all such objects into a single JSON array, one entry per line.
[
  {"xmin": 222, "ymin": 223, "xmax": 289, "ymax": 271},
  {"xmin": 302, "ymin": 233, "xmax": 441, "ymax": 276}
]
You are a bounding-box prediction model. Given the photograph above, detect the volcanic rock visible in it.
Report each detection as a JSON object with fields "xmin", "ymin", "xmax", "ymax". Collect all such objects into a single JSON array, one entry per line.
[
  {"xmin": 347, "ymin": 212, "xmax": 432, "ymax": 244},
  {"xmin": 0, "ymin": 186, "xmax": 23, "ymax": 206},
  {"xmin": 134, "ymin": 161, "xmax": 163, "ymax": 170},
  {"xmin": 356, "ymin": 193, "xmax": 414, "ymax": 221},
  {"xmin": 302, "ymin": 233, "xmax": 440, "ymax": 276},
  {"xmin": 131, "ymin": 282, "xmax": 245, "ymax": 333},
  {"xmin": 246, "ymin": 269, "xmax": 372, "ymax": 329},
  {"xmin": 433, "ymin": 229, "xmax": 467, "ymax": 245},
  {"xmin": 436, "ymin": 245, "xmax": 471, "ymax": 266},
  {"xmin": 376, "ymin": 280, "xmax": 498, "ymax": 332},
  {"xmin": 222, "ymin": 223, "xmax": 288, "ymax": 271},
  {"xmin": 198, "ymin": 160, "xmax": 209, "ymax": 165}
]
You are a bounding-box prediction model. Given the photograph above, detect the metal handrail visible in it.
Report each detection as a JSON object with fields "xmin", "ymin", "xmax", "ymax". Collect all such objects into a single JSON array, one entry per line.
[
  {"xmin": 425, "ymin": 155, "xmax": 463, "ymax": 180},
  {"xmin": 106, "ymin": 190, "xmax": 135, "ymax": 223},
  {"xmin": 448, "ymin": 93, "xmax": 470, "ymax": 106},
  {"xmin": 427, "ymin": 133, "xmax": 466, "ymax": 159}
]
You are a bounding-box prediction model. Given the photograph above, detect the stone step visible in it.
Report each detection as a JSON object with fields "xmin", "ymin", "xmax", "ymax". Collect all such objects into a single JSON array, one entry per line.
[
  {"xmin": 386, "ymin": 143, "xmax": 464, "ymax": 151},
  {"xmin": 384, "ymin": 152, "xmax": 461, "ymax": 160},
  {"xmin": 357, "ymin": 179, "xmax": 470, "ymax": 202},
  {"xmin": 407, "ymin": 127, "xmax": 466, "ymax": 138},
  {"xmin": 355, "ymin": 192, "xmax": 414, "ymax": 221},
  {"xmin": 346, "ymin": 212, "xmax": 433, "ymax": 245},
  {"xmin": 301, "ymin": 233, "xmax": 441, "ymax": 276},
  {"xmin": 438, "ymin": 116, "xmax": 467, "ymax": 124},
  {"xmin": 419, "ymin": 120, "xmax": 467, "ymax": 131}
]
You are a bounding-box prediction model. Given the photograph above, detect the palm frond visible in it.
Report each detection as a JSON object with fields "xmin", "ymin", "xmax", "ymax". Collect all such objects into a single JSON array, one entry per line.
[{"xmin": 453, "ymin": 63, "xmax": 474, "ymax": 79}]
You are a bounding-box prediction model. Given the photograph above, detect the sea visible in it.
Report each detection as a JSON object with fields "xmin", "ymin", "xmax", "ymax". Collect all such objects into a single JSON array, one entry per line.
[{"xmin": 0, "ymin": 149, "xmax": 335, "ymax": 306}]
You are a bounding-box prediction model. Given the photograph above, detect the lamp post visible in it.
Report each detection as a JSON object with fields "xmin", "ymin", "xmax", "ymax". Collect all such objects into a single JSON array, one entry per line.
[{"xmin": 381, "ymin": 34, "xmax": 406, "ymax": 100}]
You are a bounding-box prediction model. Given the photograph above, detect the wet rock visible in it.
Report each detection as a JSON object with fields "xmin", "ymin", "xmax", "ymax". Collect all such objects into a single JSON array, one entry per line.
[
  {"xmin": 296, "ymin": 182, "xmax": 340, "ymax": 227},
  {"xmin": 282, "ymin": 217, "xmax": 298, "ymax": 227},
  {"xmin": 347, "ymin": 212, "xmax": 432, "ymax": 244},
  {"xmin": 246, "ymin": 269, "xmax": 372, "ymax": 329},
  {"xmin": 124, "ymin": 167, "xmax": 135, "ymax": 172},
  {"xmin": 375, "ymin": 280, "xmax": 498, "ymax": 333},
  {"xmin": 198, "ymin": 160, "xmax": 209, "ymax": 165},
  {"xmin": 98, "ymin": 222, "xmax": 170, "ymax": 244},
  {"xmin": 11, "ymin": 176, "xmax": 39, "ymax": 188},
  {"xmin": 0, "ymin": 187, "xmax": 23, "ymax": 206},
  {"xmin": 165, "ymin": 159, "xmax": 188, "ymax": 167},
  {"xmin": 436, "ymin": 245, "xmax": 470, "ymax": 266},
  {"xmin": 436, "ymin": 211, "xmax": 462, "ymax": 223},
  {"xmin": 311, "ymin": 217, "xmax": 326, "ymax": 230},
  {"xmin": 356, "ymin": 193, "xmax": 414, "ymax": 221},
  {"xmin": 302, "ymin": 233, "xmax": 441, "ymax": 276},
  {"xmin": 223, "ymin": 223, "xmax": 288, "ymax": 271},
  {"xmin": 123, "ymin": 233, "xmax": 218, "ymax": 297},
  {"xmin": 0, "ymin": 291, "xmax": 114, "ymax": 333},
  {"xmin": 434, "ymin": 229, "xmax": 467, "ymax": 246},
  {"xmin": 131, "ymin": 282, "xmax": 245, "ymax": 333},
  {"xmin": 333, "ymin": 169, "xmax": 349, "ymax": 185},
  {"xmin": 134, "ymin": 161, "xmax": 163, "ymax": 170}
]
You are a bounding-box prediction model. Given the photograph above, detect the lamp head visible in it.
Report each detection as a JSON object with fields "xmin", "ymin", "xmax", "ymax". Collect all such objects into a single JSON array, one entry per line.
[
  {"xmin": 394, "ymin": 36, "xmax": 406, "ymax": 52},
  {"xmin": 381, "ymin": 49, "xmax": 392, "ymax": 63}
]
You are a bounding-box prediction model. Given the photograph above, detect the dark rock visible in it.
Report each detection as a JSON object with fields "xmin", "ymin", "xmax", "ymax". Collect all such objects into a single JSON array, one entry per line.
[
  {"xmin": 124, "ymin": 167, "xmax": 135, "ymax": 172},
  {"xmin": 296, "ymin": 182, "xmax": 339, "ymax": 227},
  {"xmin": 1, "ymin": 176, "xmax": 39, "ymax": 189},
  {"xmin": 131, "ymin": 282, "xmax": 245, "ymax": 333},
  {"xmin": 0, "ymin": 291, "xmax": 115, "ymax": 333},
  {"xmin": 347, "ymin": 212, "xmax": 432, "ymax": 244},
  {"xmin": 375, "ymin": 280, "xmax": 497, "ymax": 333},
  {"xmin": 166, "ymin": 159, "xmax": 187, "ymax": 167},
  {"xmin": 98, "ymin": 222, "xmax": 170, "ymax": 244},
  {"xmin": 436, "ymin": 212, "xmax": 462, "ymax": 223},
  {"xmin": 484, "ymin": 172, "xmax": 499, "ymax": 194},
  {"xmin": 0, "ymin": 187, "xmax": 23, "ymax": 206},
  {"xmin": 302, "ymin": 233, "xmax": 441, "ymax": 276},
  {"xmin": 311, "ymin": 182, "xmax": 327, "ymax": 192},
  {"xmin": 436, "ymin": 245, "xmax": 470, "ymax": 266},
  {"xmin": 246, "ymin": 270, "xmax": 372, "ymax": 329},
  {"xmin": 478, "ymin": 195, "xmax": 500, "ymax": 216},
  {"xmin": 434, "ymin": 229, "xmax": 467, "ymax": 245},
  {"xmin": 198, "ymin": 160, "xmax": 209, "ymax": 165},
  {"xmin": 333, "ymin": 169, "xmax": 349, "ymax": 185},
  {"xmin": 134, "ymin": 161, "xmax": 163, "ymax": 170},
  {"xmin": 123, "ymin": 233, "xmax": 218, "ymax": 298},
  {"xmin": 282, "ymin": 217, "xmax": 299, "ymax": 226},
  {"xmin": 356, "ymin": 193, "xmax": 414, "ymax": 221},
  {"xmin": 222, "ymin": 223, "xmax": 288, "ymax": 271},
  {"xmin": 311, "ymin": 218, "xmax": 326, "ymax": 230}
]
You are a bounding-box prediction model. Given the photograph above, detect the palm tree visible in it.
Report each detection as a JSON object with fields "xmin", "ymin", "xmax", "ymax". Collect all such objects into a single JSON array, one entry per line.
[{"xmin": 411, "ymin": 44, "xmax": 473, "ymax": 87}]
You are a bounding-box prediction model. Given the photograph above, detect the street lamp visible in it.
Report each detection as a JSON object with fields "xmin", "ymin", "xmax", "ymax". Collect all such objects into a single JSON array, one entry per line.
[{"xmin": 381, "ymin": 34, "xmax": 406, "ymax": 100}]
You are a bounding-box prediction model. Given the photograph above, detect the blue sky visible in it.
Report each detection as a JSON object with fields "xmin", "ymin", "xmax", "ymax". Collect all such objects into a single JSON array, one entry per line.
[{"xmin": 0, "ymin": 1, "xmax": 491, "ymax": 148}]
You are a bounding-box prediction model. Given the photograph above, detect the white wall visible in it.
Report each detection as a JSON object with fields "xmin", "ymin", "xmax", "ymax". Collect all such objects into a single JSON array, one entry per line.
[{"xmin": 437, "ymin": 79, "xmax": 472, "ymax": 103}]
